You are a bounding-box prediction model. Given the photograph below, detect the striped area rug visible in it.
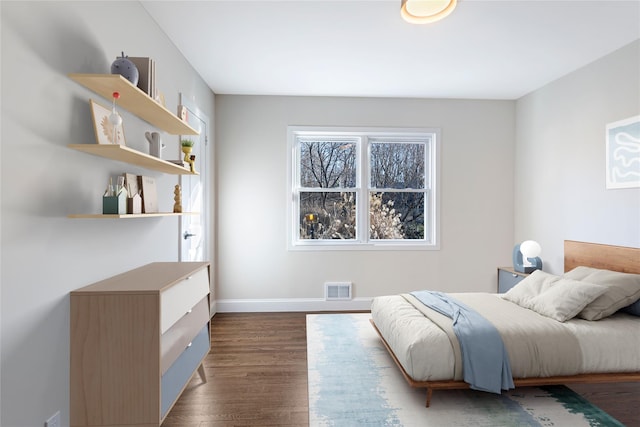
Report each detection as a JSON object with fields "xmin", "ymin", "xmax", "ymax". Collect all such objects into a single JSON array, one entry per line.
[{"xmin": 307, "ymin": 313, "xmax": 623, "ymax": 427}]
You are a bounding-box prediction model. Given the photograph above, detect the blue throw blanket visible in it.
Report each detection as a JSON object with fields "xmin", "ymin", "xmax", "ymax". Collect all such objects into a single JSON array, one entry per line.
[{"xmin": 410, "ymin": 290, "xmax": 514, "ymax": 394}]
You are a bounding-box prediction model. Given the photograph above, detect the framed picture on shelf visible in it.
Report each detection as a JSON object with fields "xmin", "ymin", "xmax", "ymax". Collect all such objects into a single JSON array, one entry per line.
[{"xmin": 90, "ymin": 99, "xmax": 126, "ymax": 146}]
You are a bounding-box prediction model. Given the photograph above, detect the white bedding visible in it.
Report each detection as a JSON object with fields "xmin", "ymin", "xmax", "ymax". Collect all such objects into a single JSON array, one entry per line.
[{"xmin": 370, "ymin": 293, "xmax": 640, "ymax": 382}]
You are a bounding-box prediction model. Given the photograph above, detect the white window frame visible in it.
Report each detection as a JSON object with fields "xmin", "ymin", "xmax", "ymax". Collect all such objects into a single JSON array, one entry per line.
[{"xmin": 287, "ymin": 126, "xmax": 440, "ymax": 251}]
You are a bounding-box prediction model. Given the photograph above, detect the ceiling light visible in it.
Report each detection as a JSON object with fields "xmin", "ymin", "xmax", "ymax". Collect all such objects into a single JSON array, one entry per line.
[{"xmin": 401, "ymin": 0, "xmax": 457, "ymax": 24}]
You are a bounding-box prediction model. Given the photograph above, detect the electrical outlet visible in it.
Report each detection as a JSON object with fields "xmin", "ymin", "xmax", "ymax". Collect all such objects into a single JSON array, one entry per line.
[{"xmin": 45, "ymin": 411, "xmax": 60, "ymax": 427}]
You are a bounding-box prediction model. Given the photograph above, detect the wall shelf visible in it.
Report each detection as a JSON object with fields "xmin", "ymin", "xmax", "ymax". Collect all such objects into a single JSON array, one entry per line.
[
  {"xmin": 69, "ymin": 73, "xmax": 199, "ymax": 135},
  {"xmin": 68, "ymin": 212, "xmax": 198, "ymax": 219},
  {"xmin": 68, "ymin": 144, "xmax": 198, "ymax": 175},
  {"xmin": 68, "ymin": 73, "xmax": 200, "ymax": 220}
]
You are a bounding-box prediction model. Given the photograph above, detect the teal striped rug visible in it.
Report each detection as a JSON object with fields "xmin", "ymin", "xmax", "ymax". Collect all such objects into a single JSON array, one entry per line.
[{"xmin": 307, "ymin": 313, "xmax": 623, "ymax": 427}]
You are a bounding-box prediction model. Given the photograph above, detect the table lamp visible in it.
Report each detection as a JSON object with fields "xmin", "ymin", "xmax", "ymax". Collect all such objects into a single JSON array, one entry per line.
[{"xmin": 513, "ymin": 240, "xmax": 543, "ymax": 273}]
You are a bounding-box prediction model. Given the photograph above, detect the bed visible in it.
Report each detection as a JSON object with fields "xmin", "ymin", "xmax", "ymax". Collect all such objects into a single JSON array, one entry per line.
[{"xmin": 370, "ymin": 240, "xmax": 640, "ymax": 407}]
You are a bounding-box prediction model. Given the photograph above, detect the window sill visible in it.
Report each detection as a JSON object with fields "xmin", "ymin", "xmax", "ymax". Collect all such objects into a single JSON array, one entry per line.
[{"xmin": 288, "ymin": 242, "xmax": 439, "ymax": 251}]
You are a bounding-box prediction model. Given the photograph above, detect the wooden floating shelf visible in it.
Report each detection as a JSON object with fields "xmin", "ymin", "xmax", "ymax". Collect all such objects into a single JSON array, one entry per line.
[
  {"xmin": 69, "ymin": 73, "xmax": 199, "ymax": 135},
  {"xmin": 68, "ymin": 212, "xmax": 199, "ymax": 219},
  {"xmin": 68, "ymin": 144, "xmax": 198, "ymax": 175}
]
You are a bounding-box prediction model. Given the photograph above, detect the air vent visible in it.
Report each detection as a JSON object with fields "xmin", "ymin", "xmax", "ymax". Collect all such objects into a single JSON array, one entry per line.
[{"xmin": 324, "ymin": 282, "xmax": 352, "ymax": 301}]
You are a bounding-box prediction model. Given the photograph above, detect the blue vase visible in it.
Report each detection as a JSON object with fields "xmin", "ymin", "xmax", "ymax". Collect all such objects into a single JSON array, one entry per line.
[{"xmin": 111, "ymin": 52, "xmax": 139, "ymax": 86}]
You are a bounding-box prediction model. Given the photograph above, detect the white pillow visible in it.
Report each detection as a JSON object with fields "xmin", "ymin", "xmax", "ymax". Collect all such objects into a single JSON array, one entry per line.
[
  {"xmin": 525, "ymin": 278, "xmax": 607, "ymax": 322},
  {"xmin": 563, "ymin": 266, "xmax": 640, "ymax": 320},
  {"xmin": 503, "ymin": 270, "xmax": 608, "ymax": 322},
  {"xmin": 502, "ymin": 270, "xmax": 559, "ymax": 306}
]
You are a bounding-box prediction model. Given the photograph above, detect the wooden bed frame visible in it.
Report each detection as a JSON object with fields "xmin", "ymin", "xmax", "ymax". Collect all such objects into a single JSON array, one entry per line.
[{"xmin": 370, "ymin": 240, "xmax": 640, "ymax": 407}]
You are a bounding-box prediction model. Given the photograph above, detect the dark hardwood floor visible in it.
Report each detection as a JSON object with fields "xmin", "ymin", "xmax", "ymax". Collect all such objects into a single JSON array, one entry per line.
[{"xmin": 162, "ymin": 312, "xmax": 640, "ymax": 427}]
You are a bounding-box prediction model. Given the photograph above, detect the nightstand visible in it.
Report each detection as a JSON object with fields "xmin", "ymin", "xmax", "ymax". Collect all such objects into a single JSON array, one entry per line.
[{"xmin": 497, "ymin": 267, "xmax": 529, "ymax": 293}]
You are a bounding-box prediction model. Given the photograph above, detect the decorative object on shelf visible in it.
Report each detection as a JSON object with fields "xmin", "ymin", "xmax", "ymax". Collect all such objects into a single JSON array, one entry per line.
[
  {"xmin": 127, "ymin": 191, "xmax": 142, "ymax": 214},
  {"xmin": 177, "ymin": 105, "xmax": 188, "ymax": 121},
  {"xmin": 513, "ymin": 240, "xmax": 543, "ymax": 273},
  {"xmin": 155, "ymin": 90, "xmax": 166, "ymax": 107},
  {"xmin": 124, "ymin": 173, "xmax": 139, "ymax": 197},
  {"xmin": 123, "ymin": 173, "xmax": 142, "ymax": 214},
  {"xmin": 103, "ymin": 176, "xmax": 128, "ymax": 214},
  {"xmin": 127, "ymin": 56, "xmax": 155, "ymax": 97},
  {"xmin": 401, "ymin": 0, "xmax": 457, "ymax": 24},
  {"xmin": 108, "ymin": 92, "xmax": 124, "ymax": 146},
  {"xmin": 181, "ymin": 138, "xmax": 194, "ymax": 162},
  {"xmin": 144, "ymin": 131, "xmax": 165, "ymax": 159},
  {"xmin": 189, "ymin": 154, "xmax": 196, "ymax": 173},
  {"xmin": 90, "ymin": 99, "xmax": 126, "ymax": 145},
  {"xmin": 111, "ymin": 52, "xmax": 139, "ymax": 85},
  {"xmin": 605, "ymin": 115, "xmax": 640, "ymax": 189},
  {"xmin": 109, "ymin": 92, "xmax": 122, "ymax": 128},
  {"xmin": 138, "ymin": 175, "xmax": 158, "ymax": 213},
  {"xmin": 173, "ymin": 185, "xmax": 182, "ymax": 213}
]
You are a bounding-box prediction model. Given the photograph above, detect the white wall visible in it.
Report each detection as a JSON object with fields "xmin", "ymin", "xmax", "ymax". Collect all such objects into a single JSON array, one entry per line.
[
  {"xmin": 515, "ymin": 40, "xmax": 640, "ymax": 274},
  {"xmin": 0, "ymin": 2, "xmax": 215, "ymax": 426},
  {"xmin": 215, "ymin": 95, "xmax": 516, "ymax": 310}
]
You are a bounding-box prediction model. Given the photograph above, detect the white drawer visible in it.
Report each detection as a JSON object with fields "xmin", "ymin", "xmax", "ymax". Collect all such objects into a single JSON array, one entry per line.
[
  {"xmin": 161, "ymin": 296, "xmax": 209, "ymax": 375},
  {"xmin": 160, "ymin": 267, "xmax": 209, "ymax": 334}
]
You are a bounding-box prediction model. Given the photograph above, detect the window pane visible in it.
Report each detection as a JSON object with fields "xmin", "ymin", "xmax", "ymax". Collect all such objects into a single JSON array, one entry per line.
[
  {"xmin": 369, "ymin": 192, "xmax": 425, "ymax": 240},
  {"xmin": 299, "ymin": 192, "xmax": 356, "ymax": 240},
  {"xmin": 370, "ymin": 142, "xmax": 425, "ymax": 189},
  {"xmin": 299, "ymin": 139, "xmax": 356, "ymax": 188}
]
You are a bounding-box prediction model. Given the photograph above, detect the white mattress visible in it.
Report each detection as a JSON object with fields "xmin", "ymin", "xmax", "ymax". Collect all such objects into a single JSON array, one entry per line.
[{"xmin": 370, "ymin": 293, "xmax": 640, "ymax": 382}]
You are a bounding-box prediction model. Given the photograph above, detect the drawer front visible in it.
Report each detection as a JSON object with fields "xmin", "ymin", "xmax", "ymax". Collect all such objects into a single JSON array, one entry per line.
[
  {"xmin": 161, "ymin": 324, "xmax": 210, "ymax": 419},
  {"xmin": 161, "ymin": 267, "xmax": 209, "ymax": 334},
  {"xmin": 498, "ymin": 269, "xmax": 526, "ymax": 293},
  {"xmin": 161, "ymin": 296, "xmax": 209, "ymax": 375}
]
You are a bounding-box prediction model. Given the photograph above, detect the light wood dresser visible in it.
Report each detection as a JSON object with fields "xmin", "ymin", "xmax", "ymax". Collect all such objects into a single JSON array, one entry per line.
[{"xmin": 70, "ymin": 262, "xmax": 211, "ymax": 427}]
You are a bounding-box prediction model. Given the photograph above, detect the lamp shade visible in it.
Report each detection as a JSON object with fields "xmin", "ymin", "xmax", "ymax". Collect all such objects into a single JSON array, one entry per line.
[
  {"xmin": 401, "ymin": 0, "xmax": 457, "ymax": 24},
  {"xmin": 520, "ymin": 240, "xmax": 542, "ymax": 259}
]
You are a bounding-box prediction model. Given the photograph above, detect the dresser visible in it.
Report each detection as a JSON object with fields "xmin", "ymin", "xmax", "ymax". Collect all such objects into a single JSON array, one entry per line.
[
  {"xmin": 497, "ymin": 266, "xmax": 529, "ymax": 293},
  {"xmin": 70, "ymin": 262, "xmax": 210, "ymax": 427}
]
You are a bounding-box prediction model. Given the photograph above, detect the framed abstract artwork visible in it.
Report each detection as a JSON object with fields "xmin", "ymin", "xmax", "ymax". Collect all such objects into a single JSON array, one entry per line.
[
  {"xmin": 90, "ymin": 99, "xmax": 126, "ymax": 146},
  {"xmin": 605, "ymin": 115, "xmax": 640, "ymax": 189}
]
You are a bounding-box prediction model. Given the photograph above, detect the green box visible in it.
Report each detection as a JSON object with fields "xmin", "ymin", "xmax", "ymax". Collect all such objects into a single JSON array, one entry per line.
[{"xmin": 103, "ymin": 192, "xmax": 127, "ymax": 214}]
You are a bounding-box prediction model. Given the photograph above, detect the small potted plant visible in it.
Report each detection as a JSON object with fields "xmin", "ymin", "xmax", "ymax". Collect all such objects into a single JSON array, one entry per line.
[{"xmin": 181, "ymin": 139, "xmax": 194, "ymax": 162}]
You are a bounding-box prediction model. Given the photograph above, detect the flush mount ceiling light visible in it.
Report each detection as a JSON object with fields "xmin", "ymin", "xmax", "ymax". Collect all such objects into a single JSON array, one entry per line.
[{"xmin": 401, "ymin": 0, "xmax": 457, "ymax": 24}]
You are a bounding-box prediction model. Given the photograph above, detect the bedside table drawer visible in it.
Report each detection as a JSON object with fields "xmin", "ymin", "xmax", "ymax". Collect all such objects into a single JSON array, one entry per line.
[{"xmin": 498, "ymin": 268, "xmax": 528, "ymax": 293}]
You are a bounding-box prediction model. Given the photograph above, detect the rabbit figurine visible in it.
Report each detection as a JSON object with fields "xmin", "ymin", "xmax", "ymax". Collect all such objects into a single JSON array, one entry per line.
[{"xmin": 145, "ymin": 131, "xmax": 165, "ymax": 158}]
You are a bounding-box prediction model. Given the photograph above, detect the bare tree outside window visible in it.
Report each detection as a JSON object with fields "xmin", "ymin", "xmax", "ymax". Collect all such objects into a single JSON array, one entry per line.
[
  {"xmin": 370, "ymin": 141, "xmax": 426, "ymax": 240},
  {"xmin": 299, "ymin": 139, "xmax": 356, "ymax": 188},
  {"xmin": 290, "ymin": 128, "xmax": 438, "ymax": 248},
  {"xmin": 298, "ymin": 139, "xmax": 357, "ymax": 240}
]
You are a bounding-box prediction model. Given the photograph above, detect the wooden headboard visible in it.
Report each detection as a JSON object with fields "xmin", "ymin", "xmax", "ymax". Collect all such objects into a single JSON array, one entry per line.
[{"xmin": 564, "ymin": 240, "xmax": 640, "ymax": 274}]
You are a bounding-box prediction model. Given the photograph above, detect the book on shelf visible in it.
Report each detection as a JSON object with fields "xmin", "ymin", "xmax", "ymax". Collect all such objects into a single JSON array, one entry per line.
[
  {"xmin": 128, "ymin": 57, "xmax": 155, "ymax": 97},
  {"xmin": 138, "ymin": 175, "xmax": 158, "ymax": 213}
]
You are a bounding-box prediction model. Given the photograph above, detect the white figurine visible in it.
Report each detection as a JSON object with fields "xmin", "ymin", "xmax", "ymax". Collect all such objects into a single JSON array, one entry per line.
[{"xmin": 145, "ymin": 131, "xmax": 165, "ymax": 158}]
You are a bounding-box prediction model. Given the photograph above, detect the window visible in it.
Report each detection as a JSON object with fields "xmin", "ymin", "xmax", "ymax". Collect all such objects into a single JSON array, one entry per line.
[{"xmin": 288, "ymin": 127, "xmax": 439, "ymax": 250}]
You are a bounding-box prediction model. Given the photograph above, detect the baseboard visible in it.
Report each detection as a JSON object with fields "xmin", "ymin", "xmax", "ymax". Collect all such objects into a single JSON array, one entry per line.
[{"xmin": 215, "ymin": 297, "xmax": 373, "ymax": 313}]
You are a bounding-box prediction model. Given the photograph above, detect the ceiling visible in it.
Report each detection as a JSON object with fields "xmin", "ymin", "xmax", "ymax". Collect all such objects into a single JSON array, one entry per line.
[{"xmin": 141, "ymin": 0, "xmax": 640, "ymax": 100}]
